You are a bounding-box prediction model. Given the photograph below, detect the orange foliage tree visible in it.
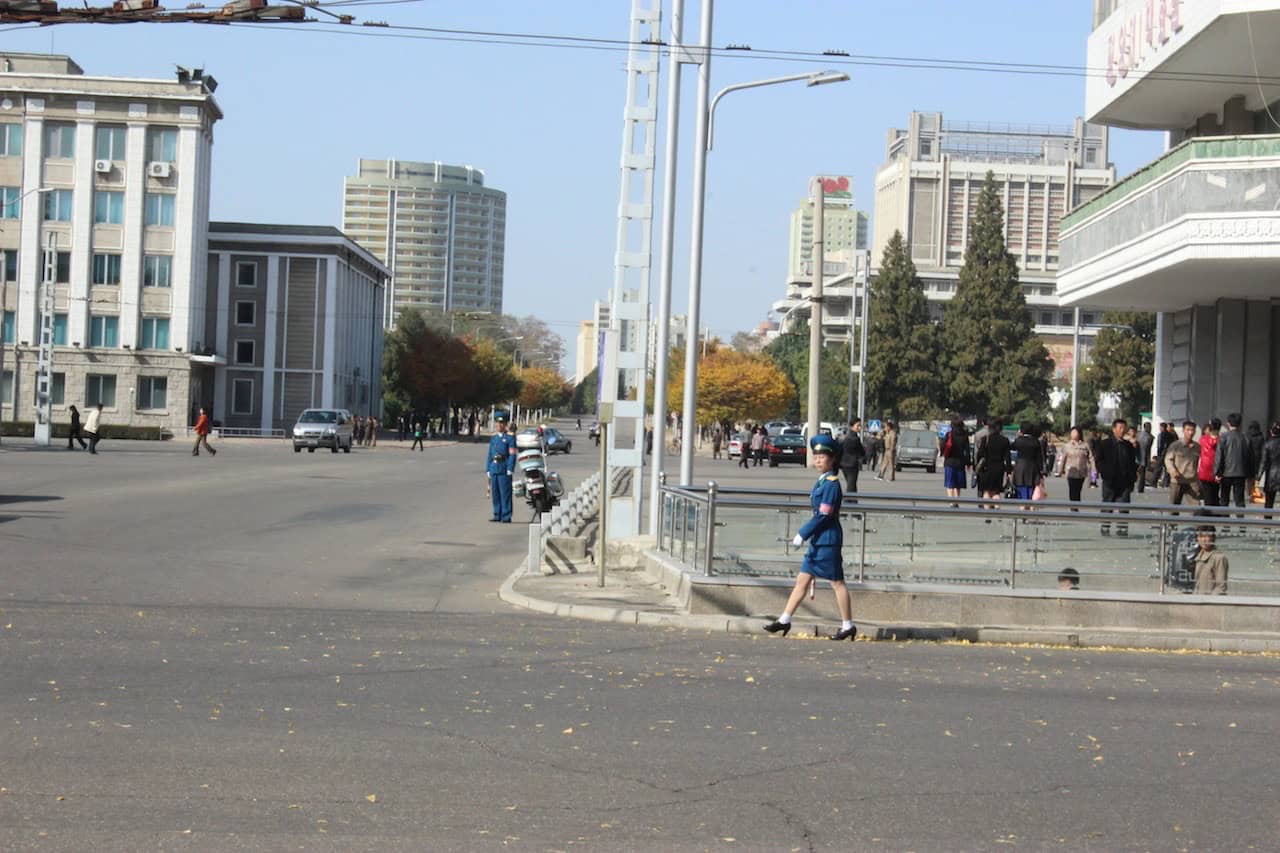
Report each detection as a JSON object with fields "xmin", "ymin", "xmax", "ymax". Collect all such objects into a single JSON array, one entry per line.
[{"xmin": 667, "ymin": 349, "xmax": 794, "ymax": 427}]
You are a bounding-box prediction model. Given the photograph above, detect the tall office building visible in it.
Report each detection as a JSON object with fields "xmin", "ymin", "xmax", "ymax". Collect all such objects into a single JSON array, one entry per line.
[
  {"xmin": 1060, "ymin": 0, "xmax": 1280, "ymax": 425},
  {"xmin": 772, "ymin": 177, "xmax": 871, "ymax": 347},
  {"xmin": 872, "ymin": 112, "xmax": 1116, "ymax": 374},
  {"xmin": 342, "ymin": 159, "xmax": 506, "ymax": 327},
  {"xmin": 0, "ymin": 53, "xmax": 220, "ymax": 432}
]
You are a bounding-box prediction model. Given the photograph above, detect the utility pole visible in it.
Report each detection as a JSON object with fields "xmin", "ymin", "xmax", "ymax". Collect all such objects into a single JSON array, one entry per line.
[
  {"xmin": 32, "ymin": 234, "xmax": 56, "ymax": 446},
  {"xmin": 805, "ymin": 178, "xmax": 824, "ymax": 459},
  {"xmin": 648, "ymin": 0, "xmax": 685, "ymax": 535}
]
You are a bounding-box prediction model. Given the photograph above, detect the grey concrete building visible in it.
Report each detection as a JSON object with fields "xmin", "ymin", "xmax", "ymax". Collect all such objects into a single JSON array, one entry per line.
[
  {"xmin": 0, "ymin": 52, "xmax": 220, "ymax": 433},
  {"xmin": 1060, "ymin": 0, "xmax": 1280, "ymax": 426},
  {"xmin": 341, "ymin": 159, "xmax": 506, "ymax": 327},
  {"xmin": 873, "ymin": 112, "xmax": 1117, "ymax": 376},
  {"xmin": 204, "ymin": 223, "xmax": 388, "ymax": 432}
]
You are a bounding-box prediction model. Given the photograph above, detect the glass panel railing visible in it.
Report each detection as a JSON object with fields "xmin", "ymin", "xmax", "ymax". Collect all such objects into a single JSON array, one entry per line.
[
  {"xmin": 709, "ymin": 506, "xmax": 798, "ymax": 578},
  {"xmin": 659, "ymin": 487, "xmax": 1280, "ymax": 598}
]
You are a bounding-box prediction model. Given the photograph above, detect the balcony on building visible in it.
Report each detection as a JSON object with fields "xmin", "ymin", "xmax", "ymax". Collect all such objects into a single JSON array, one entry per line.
[{"xmin": 1059, "ymin": 133, "xmax": 1280, "ymax": 309}]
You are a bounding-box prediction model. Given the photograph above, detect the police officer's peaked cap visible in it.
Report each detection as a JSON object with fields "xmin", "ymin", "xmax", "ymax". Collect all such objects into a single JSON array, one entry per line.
[
  {"xmin": 809, "ymin": 434, "xmax": 839, "ymax": 455},
  {"xmin": 494, "ymin": 411, "xmax": 509, "ymax": 423}
]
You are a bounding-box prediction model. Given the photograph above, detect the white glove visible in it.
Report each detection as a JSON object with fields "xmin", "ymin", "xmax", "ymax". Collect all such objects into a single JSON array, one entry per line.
[{"xmin": 792, "ymin": 534, "xmax": 804, "ymax": 547}]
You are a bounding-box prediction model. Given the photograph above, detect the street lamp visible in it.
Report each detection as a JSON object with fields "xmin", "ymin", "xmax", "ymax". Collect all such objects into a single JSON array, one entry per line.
[
  {"xmin": 0, "ymin": 186, "xmax": 52, "ymax": 445},
  {"xmin": 674, "ymin": 69, "xmax": 849, "ymax": 485}
]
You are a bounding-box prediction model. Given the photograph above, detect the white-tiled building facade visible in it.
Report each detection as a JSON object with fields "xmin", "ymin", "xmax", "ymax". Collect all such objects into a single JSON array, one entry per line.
[{"xmin": 0, "ymin": 52, "xmax": 219, "ymax": 432}]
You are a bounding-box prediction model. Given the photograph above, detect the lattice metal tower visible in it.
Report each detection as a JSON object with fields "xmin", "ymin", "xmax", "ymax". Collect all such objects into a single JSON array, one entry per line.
[{"xmin": 605, "ymin": 0, "xmax": 662, "ymax": 538}]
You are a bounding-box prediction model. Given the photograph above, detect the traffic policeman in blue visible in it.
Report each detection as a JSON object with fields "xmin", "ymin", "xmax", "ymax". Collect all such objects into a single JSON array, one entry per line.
[
  {"xmin": 765, "ymin": 434, "xmax": 858, "ymax": 641},
  {"xmin": 486, "ymin": 412, "xmax": 518, "ymax": 522}
]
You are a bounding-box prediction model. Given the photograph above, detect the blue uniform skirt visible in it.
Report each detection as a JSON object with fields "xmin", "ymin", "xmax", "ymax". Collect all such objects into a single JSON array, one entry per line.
[{"xmin": 802, "ymin": 545, "xmax": 844, "ymax": 582}]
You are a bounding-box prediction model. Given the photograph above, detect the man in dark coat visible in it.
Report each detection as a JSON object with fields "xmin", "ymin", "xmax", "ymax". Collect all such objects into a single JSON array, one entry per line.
[
  {"xmin": 1096, "ymin": 418, "xmax": 1138, "ymax": 536},
  {"xmin": 839, "ymin": 419, "xmax": 865, "ymax": 494}
]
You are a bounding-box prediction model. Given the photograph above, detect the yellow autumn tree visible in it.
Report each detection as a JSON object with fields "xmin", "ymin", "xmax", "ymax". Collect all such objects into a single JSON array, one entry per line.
[
  {"xmin": 667, "ymin": 350, "xmax": 794, "ymax": 426},
  {"xmin": 518, "ymin": 365, "xmax": 572, "ymax": 411}
]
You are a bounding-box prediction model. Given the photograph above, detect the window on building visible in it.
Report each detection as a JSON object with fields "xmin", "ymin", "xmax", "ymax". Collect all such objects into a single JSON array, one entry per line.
[
  {"xmin": 232, "ymin": 378, "xmax": 254, "ymax": 415},
  {"xmin": 235, "ymin": 262, "xmax": 257, "ymax": 287},
  {"xmin": 144, "ymin": 193, "xmax": 175, "ymax": 227},
  {"xmin": 0, "ymin": 124, "xmax": 21, "ymax": 157},
  {"xmin": 89, "ymin": 315, "xmax": 119, "ymax": 348},
  {"xmin": 3, "ymin": 250, "xmax": 15, "ymax": 282},
  {"xmin": 1, "ymin": 309, "xmax": 13, "ymax": 344},
  {"xmin": 91, "ymin": 253, "xmax": 122, "ymax": 286},
  {"xmin": 44, "ymin": 124, "xmax": 75, "ymax": 159},
  {"xmin": 43, "ymin": 189, "xmax": 73, "ymax": 222},
  {"xmin": 93, "ymin": 191, "xmax": 124, "ymax": 225},
  {"xmin": 143, "ymin": 255, "xmax": 172, "ymax": 288},
  {"xmin": 140, "ymin": 317, "xmax": 169, "ymax": 350},
  {"xmin": 1082, "ymin": 312, "xmax": 1097, "ymax": 326},
  {"xmin": 53, "ymin": 313, "xmax": 67, "ymax": 346},
  {"xmin": 1039, "ymin": 311, "xmax": 1054, "ymax": 326},
  {"xmin": 95, "ymin": 126, "xmax": 127, "ymax": 161},
  {"xmin": 49, "ymin": 372, "xmax": 64, "ymax": 406},
  {"xmin": 234, "ymin": 340, "xmax": 254, "ymax": 365},
  {"xmin": 137, "ymin": 375, "xmax": 167, "ymax": 410},
  {"xmin": 86, "ymin": 373, "xmax": 116, "ymax": 408},
  {"xmin": 55, "ymin": 252, "xmax": 70, "ymax": 284},
  {"xmin": 0, "ymin": 186, "xmax": 19, "ymax": 220},
  {"xmin": 0, "ymin": 369, "xmax": 11, "ymax": 404},
  {"xmin": 147, "ymin": 127, "xmax": 177, "ymax": 162},
  {"xmin": 235, "ymin": 301, "xmax": 255, "ymax": 326}
]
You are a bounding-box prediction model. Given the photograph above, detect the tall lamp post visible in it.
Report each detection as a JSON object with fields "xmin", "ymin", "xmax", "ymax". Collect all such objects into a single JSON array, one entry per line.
[
  {"xmin": 0, "ymin": 186, "xmax": 52, "ymax": 445},
  {"xmin": 675, "ymin": 68, "xmax": 850, "ymax": 485}
]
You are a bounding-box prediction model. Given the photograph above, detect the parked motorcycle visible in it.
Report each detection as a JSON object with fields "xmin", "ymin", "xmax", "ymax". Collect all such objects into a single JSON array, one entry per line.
[{"xmin": 513, "ymin": 430, "xmax": 564, "ymax": 516}]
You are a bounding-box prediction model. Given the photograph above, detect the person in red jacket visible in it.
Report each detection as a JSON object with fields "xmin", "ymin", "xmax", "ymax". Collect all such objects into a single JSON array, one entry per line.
[
  {"xmin": 193, "ymin": 407, "xmax": 217, "ymax": 457},
  {"xmin": 1197, "ymin": 418, "xmax": 1220, "ymax": 506}
]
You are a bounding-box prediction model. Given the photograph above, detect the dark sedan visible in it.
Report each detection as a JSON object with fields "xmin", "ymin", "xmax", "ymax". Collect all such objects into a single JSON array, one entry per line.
[{"xmin": 766, "ymin": 433, "xmax": 807, "ymax": 466}]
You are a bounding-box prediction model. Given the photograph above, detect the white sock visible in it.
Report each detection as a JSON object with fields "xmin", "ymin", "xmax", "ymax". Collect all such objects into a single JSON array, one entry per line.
[
  {"xmin": 777, "ymin": 613, "xmax": 792, "ymax": 625},
  {"xmin": 841, "ymin": 620, "xmax": 853, "ymax": 631}
]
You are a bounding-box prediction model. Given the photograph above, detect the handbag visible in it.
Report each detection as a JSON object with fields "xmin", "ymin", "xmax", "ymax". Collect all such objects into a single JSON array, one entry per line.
[{"xmin": 1032, "ymin": 481, "xmax": 1047, "ymax": 501}]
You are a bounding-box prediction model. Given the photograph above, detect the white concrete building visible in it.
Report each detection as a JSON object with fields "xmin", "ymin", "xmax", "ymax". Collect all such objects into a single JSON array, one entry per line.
[
  {"xmin": 342, "ymin": 159, "xmax": 506, "ymax": 327},
  {"xmin": 203, "ymin": 223, "xmax": 388, "ymax": 432},
  {"xmin": 1060, "ymin": 0, "xmax": 1280, "ymax": 425},
  {"xmin": 873, "ymin": 112, "xmax": 1117, "ymax": 375},
  {"xmin": 0, "ymin": 53, "xmax": 219, "ymax": 433}
]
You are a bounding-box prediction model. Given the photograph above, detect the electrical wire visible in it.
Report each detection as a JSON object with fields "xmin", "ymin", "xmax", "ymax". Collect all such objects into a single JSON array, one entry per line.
[
  {"xmin": 219, "ymin": 17, "xmax": 1280, "ymax": 88},
  {"xmin": 1246, "ymin": 11, "xmax": 1280, "ymax": 131}
]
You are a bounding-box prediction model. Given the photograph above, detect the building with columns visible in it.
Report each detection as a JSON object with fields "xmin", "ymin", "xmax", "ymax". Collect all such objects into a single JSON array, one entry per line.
[
  {"xmin": 204, "ymin": 223, "xmax": 387, "ymax": 432},
  {"xmin": 0, "ymin": 52, "xmax": 218, "ymax": 431},
  {"xmin": 1060, "ymin": 0, "xmax": 1280, "ymax": 426}
]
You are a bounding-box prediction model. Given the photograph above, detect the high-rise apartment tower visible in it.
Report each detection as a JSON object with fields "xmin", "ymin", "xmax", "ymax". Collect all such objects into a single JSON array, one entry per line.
[{"xmin": 342, "ymin": 159, "xmax": 506, "ymax": 327}]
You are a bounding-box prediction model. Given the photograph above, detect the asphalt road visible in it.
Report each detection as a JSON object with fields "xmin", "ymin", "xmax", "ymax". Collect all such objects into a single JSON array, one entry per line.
[{"xmin": 1, "ymin": 426, "xmax": 1277, "ymax": 851}]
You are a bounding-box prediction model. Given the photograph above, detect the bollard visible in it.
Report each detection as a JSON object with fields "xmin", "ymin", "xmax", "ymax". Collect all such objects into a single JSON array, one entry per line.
[
  {"xmin": 704, "ymin": 481, "xmax": 718, "ymax": 577},
  {"xmin": 527, "ymin": 519, "xmax": 542, "ymax": 575}
]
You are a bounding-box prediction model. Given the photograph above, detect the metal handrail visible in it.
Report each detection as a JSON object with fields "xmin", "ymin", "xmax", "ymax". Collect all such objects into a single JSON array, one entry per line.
[{"xmin": 658, "ymin": 483, "xmax": 1280, "ymax": 597}]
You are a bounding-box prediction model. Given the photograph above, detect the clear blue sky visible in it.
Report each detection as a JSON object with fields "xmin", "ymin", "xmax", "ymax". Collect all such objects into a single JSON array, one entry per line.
[{"xmin": 5, "ymin": 1, "xmax": 1163, "ymax": 355}]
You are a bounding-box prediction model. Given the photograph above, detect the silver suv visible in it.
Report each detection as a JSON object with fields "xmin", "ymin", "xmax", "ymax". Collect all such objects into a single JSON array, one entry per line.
[{"xmin": 292, "ymin": 408, "xmax": 354, "ymax": 453}]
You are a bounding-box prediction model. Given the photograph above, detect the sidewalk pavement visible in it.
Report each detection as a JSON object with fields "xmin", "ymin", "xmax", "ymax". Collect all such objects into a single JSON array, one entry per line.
[{"xmin": 499, "ymin": 555, "xmax": 1280, "ymax": 654}]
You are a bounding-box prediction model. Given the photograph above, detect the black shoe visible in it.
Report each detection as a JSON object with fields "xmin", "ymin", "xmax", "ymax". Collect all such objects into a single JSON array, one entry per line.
[
  {"xmin": 830, "ymin": 626, "xmax": 857, "ymax": 641},
  {"xmin": 490, "ymin": 518, "xmax": 500, "ymax": 522},
  {"xmin": 763, "ymin": 620, "xmax": 791, "ymax": 637}
]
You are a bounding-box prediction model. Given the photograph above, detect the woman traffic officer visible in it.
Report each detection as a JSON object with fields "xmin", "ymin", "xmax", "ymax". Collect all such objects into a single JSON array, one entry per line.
[{"xmin": 764, "ymin": 433, "xmax": 857, "ymax": 641}]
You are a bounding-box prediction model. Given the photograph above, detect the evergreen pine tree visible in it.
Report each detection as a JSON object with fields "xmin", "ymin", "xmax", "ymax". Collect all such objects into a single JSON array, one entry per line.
[
  {"xmin": 943, "ymin": 172, "xmax": 1051, "ymax": 421},
  {"xmin": 866, "ymin": 230, "xmax": 939, "ymax": 419}
]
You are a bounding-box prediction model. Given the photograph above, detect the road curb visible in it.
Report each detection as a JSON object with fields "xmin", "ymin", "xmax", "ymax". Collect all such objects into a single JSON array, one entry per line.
[{"xmin": 498, "ymin": 560, "xmax": 1280, "ymax": 652}]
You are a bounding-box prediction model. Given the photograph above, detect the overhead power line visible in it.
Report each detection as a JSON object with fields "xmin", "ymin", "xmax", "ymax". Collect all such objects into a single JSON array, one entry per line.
[{"xmin": 220, "ymin": 18, "xmax": 1280, "ymax": 88}]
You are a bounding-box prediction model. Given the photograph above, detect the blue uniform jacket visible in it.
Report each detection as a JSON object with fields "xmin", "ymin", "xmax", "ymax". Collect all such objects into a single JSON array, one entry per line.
[
  {"xmin": 486, "ymin": 432, "xmax": 517, "ymax": 476},
  {"xmin": 798, "ymin": 473, "xmax": 843, "ymax": 547}
]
